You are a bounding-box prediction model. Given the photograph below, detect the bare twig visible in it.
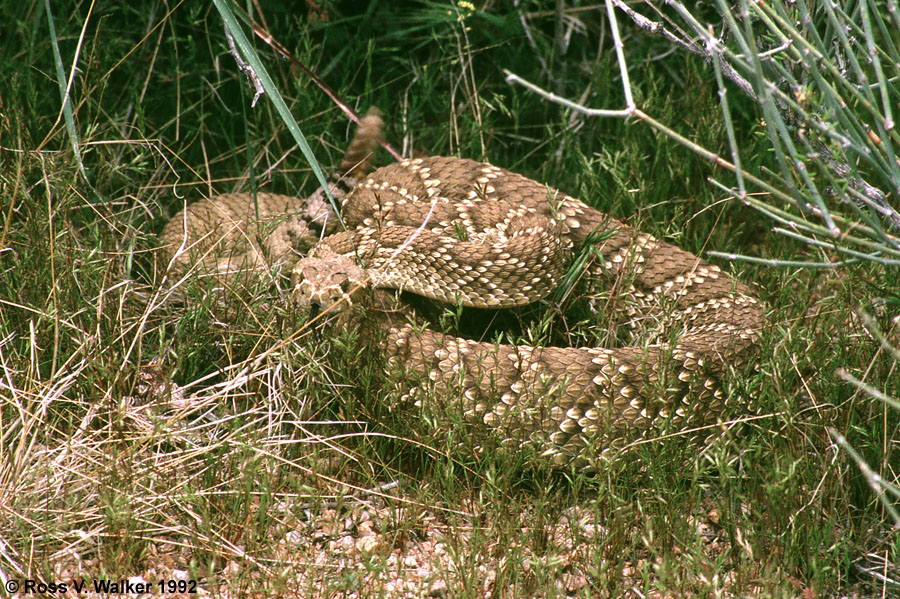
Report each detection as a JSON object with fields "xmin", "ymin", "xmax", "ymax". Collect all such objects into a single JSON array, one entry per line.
[
  {"xmin": 614, "ymin": 0, "xmax": 900, "ymax": 235},
  {"xmin": 247, "ymin": 19, "xmax": 403, "ymax": 162},
  {"xmin": 506, "ymin": 0, "xmax": 900, "ymax": 266},
  {"xmin": 222, "ymin": 20, "xmax": 264, "ymax": 107},
  {"xmin": 514, "ymin": 0, "xmax": 550, "ymax": 78},
  {"xmin": 611, "ymin": 0, "xmax": 759, "ymax": 101}
]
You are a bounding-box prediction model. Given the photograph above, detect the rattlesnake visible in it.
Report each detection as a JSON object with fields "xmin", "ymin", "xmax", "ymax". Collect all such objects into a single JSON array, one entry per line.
[{"xmin": 161, "ymin": 112, "xmax": 763, "ymax": 468}]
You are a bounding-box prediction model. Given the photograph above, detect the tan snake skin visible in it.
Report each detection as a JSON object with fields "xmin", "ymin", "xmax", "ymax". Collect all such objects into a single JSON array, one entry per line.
[{"xmin": 162, "ymin": 114, "xmax": 763, "ymax": 469}]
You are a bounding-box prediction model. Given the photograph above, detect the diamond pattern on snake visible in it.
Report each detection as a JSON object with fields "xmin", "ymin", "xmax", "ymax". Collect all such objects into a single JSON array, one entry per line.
[{"xmin": 161, "ymin": 110, "xmax": 762, "ymax": 469}]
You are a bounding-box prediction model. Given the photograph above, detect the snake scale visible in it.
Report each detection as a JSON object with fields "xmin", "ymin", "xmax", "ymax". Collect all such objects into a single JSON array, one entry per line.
[{"xmin": 161, "ymin": 112, "xmax": 763, "ymax": 468}]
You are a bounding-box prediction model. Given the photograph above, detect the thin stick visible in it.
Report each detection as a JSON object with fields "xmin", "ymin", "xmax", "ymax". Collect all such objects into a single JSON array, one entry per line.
[
  {"xmin": 247, "ymin": 19, "xmax": 403, "ymax": 162},
  {"xmin": 223, "ymin": 21, "xmax": 264, "ymax": 107}
]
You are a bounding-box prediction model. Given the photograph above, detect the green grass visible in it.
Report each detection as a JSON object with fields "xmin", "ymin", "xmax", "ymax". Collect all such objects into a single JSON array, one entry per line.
[{"xmin": 1, "ymin": 1, "xmax": 898, "ymax": 597}]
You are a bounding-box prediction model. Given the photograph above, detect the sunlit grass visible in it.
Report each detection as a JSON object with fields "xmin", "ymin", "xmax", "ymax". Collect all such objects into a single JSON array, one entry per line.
[{"xmin": 0, "ymin": 1, "xmax": 896, "ymax": 596}]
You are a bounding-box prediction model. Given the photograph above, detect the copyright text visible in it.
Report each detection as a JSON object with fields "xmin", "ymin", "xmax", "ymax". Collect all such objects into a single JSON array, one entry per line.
[{"xmin": 5, "ymin": 577, "xmax": 198, "ymax": 595}]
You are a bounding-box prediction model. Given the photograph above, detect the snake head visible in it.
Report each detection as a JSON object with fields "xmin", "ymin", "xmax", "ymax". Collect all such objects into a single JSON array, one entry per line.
[{"xmin": 291, "ymin": 249, "xmax": 372, "ymax": 327}]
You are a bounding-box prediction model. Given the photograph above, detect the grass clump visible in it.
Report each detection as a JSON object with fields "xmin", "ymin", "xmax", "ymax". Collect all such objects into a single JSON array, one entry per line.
[{"xmin": 1, "ymin": 1, "xmax": 897, "ymax": 597}]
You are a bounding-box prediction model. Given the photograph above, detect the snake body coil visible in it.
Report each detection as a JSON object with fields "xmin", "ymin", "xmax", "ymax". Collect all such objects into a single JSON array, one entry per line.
[{"xmin": 162, "ymin": 115, "xmax": 762, "ymax": 468}]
